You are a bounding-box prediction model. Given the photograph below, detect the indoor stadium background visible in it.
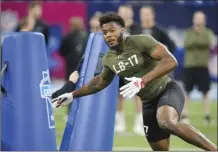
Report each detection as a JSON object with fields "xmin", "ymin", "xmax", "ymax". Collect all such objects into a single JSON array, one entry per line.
[{"xmin": 1, "ymin": 0, "xmax": 217, "ymax": 151}]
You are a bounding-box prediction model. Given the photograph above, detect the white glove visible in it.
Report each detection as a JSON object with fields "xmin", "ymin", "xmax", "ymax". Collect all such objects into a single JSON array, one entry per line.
[
  {"xmin": 119, "ymin": 77, "xmax": 144, "ymax": 98},
  {"xmin": 52, "ymin": 92, "xmax": 73, "ymax": 108}
]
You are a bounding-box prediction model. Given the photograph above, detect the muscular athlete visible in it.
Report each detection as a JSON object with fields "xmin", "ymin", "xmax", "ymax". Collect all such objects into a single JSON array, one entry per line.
[{"xmin": 52, "ymin": 13, "xmax": 217, "ymax": 151}]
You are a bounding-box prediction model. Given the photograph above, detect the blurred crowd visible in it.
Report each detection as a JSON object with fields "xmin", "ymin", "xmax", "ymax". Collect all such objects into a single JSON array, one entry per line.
[{"xmin": 1, "ymin": 1, "xmax": 217, "ymax": 136}]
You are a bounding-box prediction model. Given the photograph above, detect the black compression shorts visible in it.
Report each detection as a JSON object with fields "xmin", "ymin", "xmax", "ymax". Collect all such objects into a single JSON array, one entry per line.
[{"xmin": 142, "ymin": 80, "xmax": 185, "ymax": 142}]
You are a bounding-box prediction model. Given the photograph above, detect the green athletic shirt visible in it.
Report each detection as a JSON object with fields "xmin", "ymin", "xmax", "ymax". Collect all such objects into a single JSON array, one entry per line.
[
  {"xmin": 100, "ymin": 35, "xmax": 170, "ymax": 102},
  {"xmin": 184, "ymin": 27, "xmax": 213, "ymax": 68}
]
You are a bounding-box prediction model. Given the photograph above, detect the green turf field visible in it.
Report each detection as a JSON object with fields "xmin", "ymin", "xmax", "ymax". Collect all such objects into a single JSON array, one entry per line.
[{"xmin": 54, "ymin": 101, "xmax": 217, "ymax": 150}]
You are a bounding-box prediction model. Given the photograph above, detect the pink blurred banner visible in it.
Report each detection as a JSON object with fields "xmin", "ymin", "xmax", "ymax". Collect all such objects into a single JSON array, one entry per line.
[
  {"xmin": 1, "ymin": 1, "xmax": 87, "ymax": 33},
  {"xmin": 2, "ymin": 2, "xmax": 87, "ymax": 79}
]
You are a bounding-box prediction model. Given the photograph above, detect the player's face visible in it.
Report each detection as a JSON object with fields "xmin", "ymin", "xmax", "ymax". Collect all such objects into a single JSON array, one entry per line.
[{"xmin": 101, "ymin": 22, "xmax": 125, "ymax": 49}]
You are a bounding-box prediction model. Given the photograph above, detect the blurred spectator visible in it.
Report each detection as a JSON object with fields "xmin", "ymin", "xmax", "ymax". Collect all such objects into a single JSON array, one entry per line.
[
  {"xmin": 15, "ymin": 1, "xmax": 49, "ymax": 45},
  {"xmin": 19, "ymin": 16, "xmax": 36, "ymax": 32},
  {"xmin": 89, "ymin": 12, "xmax": 102, "ymax": 32},
  {"xmin": 59, "ymin": 16, "xmax": 88, "ymax": 118},
  {"xmin": 115, "ymin": 4, "xmax": 143, "ymax": 136},
  {"xmin": 0, "ymin": 10, "xmax": 18, "ymax": 33},
  {"xmin": 139, "ymin": 5, "xmax": 176, "ymax": 53},
  {"xmin": 117, "ymin": 4, "xmax": 141, "ymax": 36},
  {"xmin": 59, "ymin": 16, "xmax": 88, "ymax": 81},
  {"xmin": 182, "ymin": 11, "xmax": 214, "ymax": 125},
  {"xmin": 140, "ymin": 5, "xmax": 176, "ymax": 80}
]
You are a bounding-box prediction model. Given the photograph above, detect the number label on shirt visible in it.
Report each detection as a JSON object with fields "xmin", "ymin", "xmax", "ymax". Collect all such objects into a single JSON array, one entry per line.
[{"xmin": 113, "ymin": 54, "xmax": 139, "ymax": 73}]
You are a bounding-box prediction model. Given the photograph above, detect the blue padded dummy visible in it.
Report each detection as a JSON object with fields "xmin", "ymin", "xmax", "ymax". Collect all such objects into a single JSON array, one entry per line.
[
  {"xmin": 60, "ymin": 33, "xmax": 119, "ymax": 151},
  {"xmin": 1, "ymin": 32, "xmax": 57, "ymax": 151}
]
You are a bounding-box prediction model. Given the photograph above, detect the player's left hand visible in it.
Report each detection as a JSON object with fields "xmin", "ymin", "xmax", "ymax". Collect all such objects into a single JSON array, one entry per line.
[
  {"xmin": 119, "ymin": 77, "xmax": 145, "ymax": 98},
  {"xmin": 52, "ymin": 92, "xmax": 73, "ymax": 108}
]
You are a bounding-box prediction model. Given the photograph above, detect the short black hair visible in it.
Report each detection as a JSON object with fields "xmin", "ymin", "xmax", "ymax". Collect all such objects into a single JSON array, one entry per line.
[{"xmin": 99, "ymin": 12, "xmax": 125, "ymax": 28}]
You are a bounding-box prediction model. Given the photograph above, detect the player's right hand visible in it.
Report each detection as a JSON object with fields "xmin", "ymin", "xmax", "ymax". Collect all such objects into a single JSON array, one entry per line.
[{"xmin": 52, "ymin": 92, "xmax": 73, "ymax": 108}]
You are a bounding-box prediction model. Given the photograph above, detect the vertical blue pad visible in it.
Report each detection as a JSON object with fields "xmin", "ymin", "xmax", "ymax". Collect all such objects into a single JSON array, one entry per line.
[
  {"xmin": 1, "ymin": 32, "xmax": 57, "ymax": 151},
  {"xmin": 60, "ymin": 33, "xmax": 119, "ymax": 151}
]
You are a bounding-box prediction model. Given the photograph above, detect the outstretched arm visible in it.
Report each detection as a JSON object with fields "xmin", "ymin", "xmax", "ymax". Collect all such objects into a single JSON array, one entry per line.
[
  {"xmin": 52, "ymin": 66, "xmax": 115, "ymax": 108},
  {"xmin": 73, "ymin": 71, "xmax": 114, "ymax": 98}
]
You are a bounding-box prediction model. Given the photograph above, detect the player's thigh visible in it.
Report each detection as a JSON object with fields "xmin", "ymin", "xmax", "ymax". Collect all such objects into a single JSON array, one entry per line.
[
  {"xmin": 196, "ymin": 68, "xmax": 210, "ymax": 94},
  {"xmin": 184, "ymin": 68, "xmax": 196, "ymax": 93},
  {"xmin": 142, "ymin": 100, "xmax": 170, "ymax": 144},
  {"xmin": 157, "ymin": 80, "xmax": 185, "ymax": 122}
]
